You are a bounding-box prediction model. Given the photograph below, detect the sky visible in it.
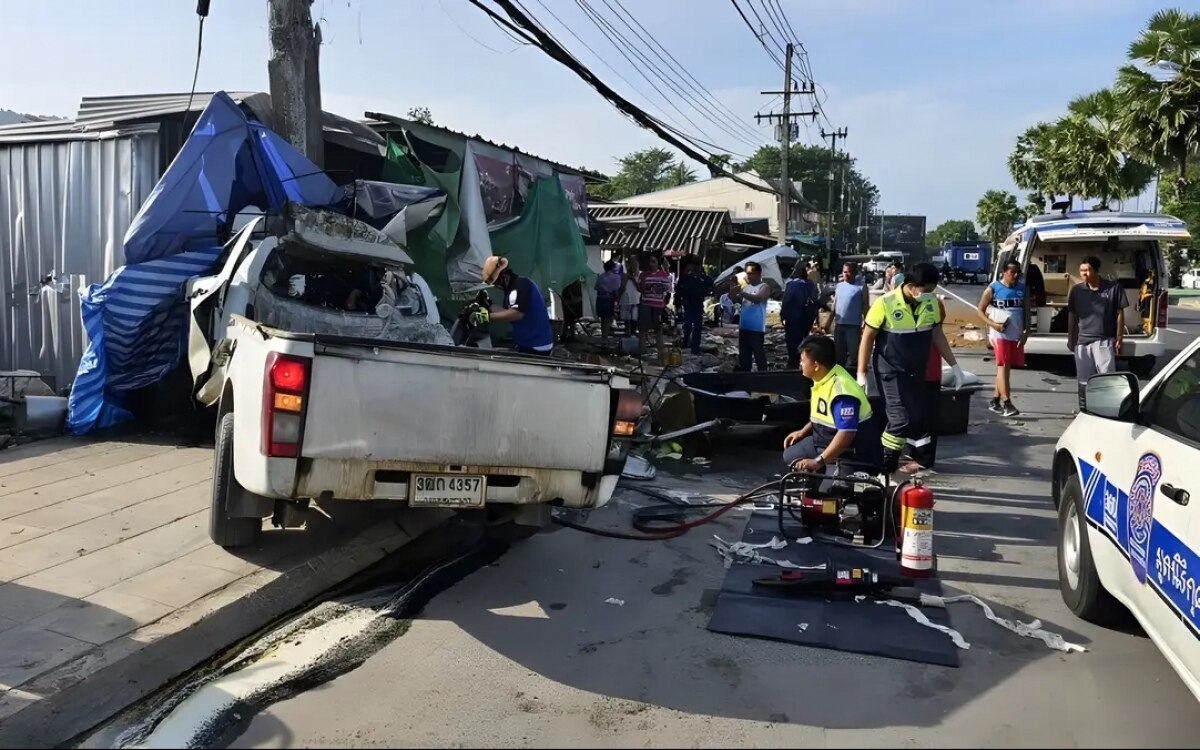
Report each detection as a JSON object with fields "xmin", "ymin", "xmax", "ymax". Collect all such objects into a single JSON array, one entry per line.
[{"xmin": 0, "ymin": 0, "xmax": 1182, "ymax": 227}]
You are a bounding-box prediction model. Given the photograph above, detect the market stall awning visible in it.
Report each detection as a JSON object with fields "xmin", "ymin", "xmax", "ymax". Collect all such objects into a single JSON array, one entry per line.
[{"xmin": 589, "ymin": 203, "xmax": 732, "ymax": 255}]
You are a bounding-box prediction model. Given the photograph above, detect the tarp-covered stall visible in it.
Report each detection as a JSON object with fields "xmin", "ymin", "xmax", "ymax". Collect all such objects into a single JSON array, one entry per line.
[{"xmin": 66, "ymin": 92, "xmax": 342, "ymax": 435}]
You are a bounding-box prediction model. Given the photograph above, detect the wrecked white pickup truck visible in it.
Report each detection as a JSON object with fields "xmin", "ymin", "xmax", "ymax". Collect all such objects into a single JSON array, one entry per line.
[{"xmin": 187, "ymin": 204, "xmax": 638, "ymax": 547}]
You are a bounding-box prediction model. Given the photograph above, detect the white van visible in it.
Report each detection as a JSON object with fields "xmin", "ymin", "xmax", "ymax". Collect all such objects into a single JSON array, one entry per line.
[{"xmin": 992, "ymin": 211, "xmax": 1190, "ymax": 374}]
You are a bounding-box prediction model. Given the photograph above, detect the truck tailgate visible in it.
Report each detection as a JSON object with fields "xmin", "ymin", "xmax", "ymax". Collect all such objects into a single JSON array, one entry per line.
[{"xmin": 301, "ymin": 345, "xmax": 614, "ymax": 472}]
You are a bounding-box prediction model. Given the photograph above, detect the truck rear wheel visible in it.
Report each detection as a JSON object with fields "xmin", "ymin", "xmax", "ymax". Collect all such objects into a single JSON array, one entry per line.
[{"xmin": 210, "ymin": 411, "xmax": 263, "ymax": 548}]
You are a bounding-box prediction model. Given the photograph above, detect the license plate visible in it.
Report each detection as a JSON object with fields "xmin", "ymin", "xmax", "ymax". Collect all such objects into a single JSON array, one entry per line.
[{"xmin": 410, "ymin": 474, "xmax": 486, "ymax": 508}]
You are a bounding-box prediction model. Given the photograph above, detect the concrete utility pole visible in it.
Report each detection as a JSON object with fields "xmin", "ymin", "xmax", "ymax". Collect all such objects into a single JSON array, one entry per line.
[
  {"xmin": 755, "ymin": 43, "xmax": 816, "ymax": 246},
  {"xmin": 820, "ymin": 126, "xmax": 848, "ymax": 255},
  {"xmin": 268, "ymin": 0, "xmax": 324, "ymax": 167}
]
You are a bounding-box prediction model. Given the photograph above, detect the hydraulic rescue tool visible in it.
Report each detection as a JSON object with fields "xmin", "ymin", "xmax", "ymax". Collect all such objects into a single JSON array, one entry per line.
[{"xmin": 752, "ymin": 563, "xmax": 943, "ymax": 606}]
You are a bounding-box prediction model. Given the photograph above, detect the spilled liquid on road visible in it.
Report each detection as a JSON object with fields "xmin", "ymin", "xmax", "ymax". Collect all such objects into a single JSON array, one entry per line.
[{"xmin": 81, "ymin": 524, "xmax": 506, "ymax": 749}]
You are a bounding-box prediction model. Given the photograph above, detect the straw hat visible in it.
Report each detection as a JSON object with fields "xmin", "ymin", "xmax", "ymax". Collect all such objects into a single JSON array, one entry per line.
[{"xmin": 482, "ymin": 256, "xmax": 509, "ymax": 285}]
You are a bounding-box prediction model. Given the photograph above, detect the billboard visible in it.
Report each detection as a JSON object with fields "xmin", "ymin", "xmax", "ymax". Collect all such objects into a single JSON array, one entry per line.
[{"xmin": 865, "ymin": 214, "xmax": 927, "ymax": 256}]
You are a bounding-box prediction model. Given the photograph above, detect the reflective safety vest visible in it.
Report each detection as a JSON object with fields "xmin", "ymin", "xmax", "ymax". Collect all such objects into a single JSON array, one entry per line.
[
  {"xmin": 810, "ymin": 364, "xmax": 883, "ymax": 469},
  {"xmin": 865, "ymin": 288, "xmax": 943, "ymax": 377}
]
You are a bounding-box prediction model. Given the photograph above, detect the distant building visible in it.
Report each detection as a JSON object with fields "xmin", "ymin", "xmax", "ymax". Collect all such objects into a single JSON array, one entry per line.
[{"xmin": 616, "ymin": 171, "xmax": 819, "ymax": 237}]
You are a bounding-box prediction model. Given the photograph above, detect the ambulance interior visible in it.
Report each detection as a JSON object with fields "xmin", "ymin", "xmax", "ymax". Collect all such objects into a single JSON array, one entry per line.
[{"xmin": 1021, "ymin": 236, "xmax": 1160, "ymax": 336}]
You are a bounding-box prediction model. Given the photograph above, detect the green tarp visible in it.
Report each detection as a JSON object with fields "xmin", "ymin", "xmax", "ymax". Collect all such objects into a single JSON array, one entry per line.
[
  {"xmin": 381, "ymin": 131, "xmax": 593, "ymax": 313},
  {"xmin": 489, "ymin": 175, "xmax": 594, "ymax": 299}
]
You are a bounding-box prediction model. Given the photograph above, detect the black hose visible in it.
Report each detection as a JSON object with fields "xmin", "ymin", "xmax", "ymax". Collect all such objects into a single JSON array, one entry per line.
[{"xmin": 551, "ymin": 479, "xmax": 780, "ymax": 541}]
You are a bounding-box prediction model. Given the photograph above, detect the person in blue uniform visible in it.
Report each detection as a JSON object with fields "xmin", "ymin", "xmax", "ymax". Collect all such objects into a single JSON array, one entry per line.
[
  {"xmin": 782, "ymin": 335, "xmax": 883, "ymax": 475},
  {"xmin": 858, "ymin": 262, "xmax": 964, "ymax": 474},
  {"xmin": 481, "ymin": 256, "xmax": 554, "ymax": 355}
]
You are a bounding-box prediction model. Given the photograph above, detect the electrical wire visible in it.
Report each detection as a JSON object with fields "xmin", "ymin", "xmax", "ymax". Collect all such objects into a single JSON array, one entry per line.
[
  {"xmin": 728, "ymin": 0, "xmax": 786, "ymax": 74},
  {"xmin": 183, "ymin": 14, "xmax": 206, "ymax": 123},
  {"xmin": 601, "ymin": 0, "xmax": 764, "ymax": 146},
  {"xmin": 572, "ymin": 0, "xmax": 725, "ymax": 147},
  {"xmin": 477, "ymin": 0, "xmax": 786, "ymax": 199},
  {"xmin": 527, "ymin": 0, "xmax": 698, "ymax": 141}
]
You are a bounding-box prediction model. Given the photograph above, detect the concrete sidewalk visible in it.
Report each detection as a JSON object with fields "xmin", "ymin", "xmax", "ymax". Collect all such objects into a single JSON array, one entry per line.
[{"xmin": 0, "ymin": 436, "xmax": 446, "ymax": 747}]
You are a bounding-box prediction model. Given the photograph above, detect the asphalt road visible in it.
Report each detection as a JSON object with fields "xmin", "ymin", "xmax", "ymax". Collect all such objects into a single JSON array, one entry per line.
[{"xmin": 226, "ymin": 353, "xmax": 1200, "ymax": 748}]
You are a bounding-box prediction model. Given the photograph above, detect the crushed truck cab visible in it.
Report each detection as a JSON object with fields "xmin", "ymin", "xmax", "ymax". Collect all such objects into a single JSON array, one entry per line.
[{"xmin": 188, "ymin": 205, "xmax": 636, "ymax": 547}]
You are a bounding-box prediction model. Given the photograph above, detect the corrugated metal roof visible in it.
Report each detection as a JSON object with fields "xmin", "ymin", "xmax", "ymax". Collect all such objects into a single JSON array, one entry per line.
[
  {"xmin": 589, "ymin": 203, "xmax": 732, "ymax": 253},
  {"xmin": 0, "ymin": 91, "xmax": 261, "ymax": 144},
  {"xmin": 74, "ymin": 91, "xmax": 259, "ymax": 131}
]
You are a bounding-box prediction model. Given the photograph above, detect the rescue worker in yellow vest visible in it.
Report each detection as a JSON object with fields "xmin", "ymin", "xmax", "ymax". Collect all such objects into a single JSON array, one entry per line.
[
  {"xmin": 783, "ymin": 335, "xmax": 883, "ymax": 475},
  {"xmin": 857, "ymin": 263, "xmax": 964, "ymax": 474}
]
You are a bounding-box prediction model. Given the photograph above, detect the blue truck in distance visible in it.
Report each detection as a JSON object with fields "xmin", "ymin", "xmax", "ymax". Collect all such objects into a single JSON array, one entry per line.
[{"xmin": 942, "ymin": 240, "xmax": 992, "ymax": 284}]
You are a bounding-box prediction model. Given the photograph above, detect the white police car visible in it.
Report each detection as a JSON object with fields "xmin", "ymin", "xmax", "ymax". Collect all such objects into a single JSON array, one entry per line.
[{"xmin": 1053, "ymin": 336, "xmax": 1200, "ymax": 700}]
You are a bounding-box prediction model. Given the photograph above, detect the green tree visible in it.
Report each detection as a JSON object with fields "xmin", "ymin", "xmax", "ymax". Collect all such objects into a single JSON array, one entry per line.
[
  {"xmin": 406, "ymin": 106, "xmax": 434, "ymax": 125},
  {"xmin": 1022, "ymin": 192, "xmax": 1045, "ymax": 221},
  {"xmin": 976, "ymin": 190, "xmax": 1021, "ymax": 247},
  {"xmin": 663, "ymin": 161, "xmax": 698, "ymax": 188},
  {"xmin": 1008, "ymin": 122, "xmax": 1056, "ymax": 203},
  {"xmin": 1115, "ymin": 8, "xmax": 1200, "ymax": 192},
  {"xmin": 926, "ymin": 219, "xmax": 978, "ymax": 247},
  {"xmin": 1062, "ymin": 88, "xmax": 1154, "ymax": 204},
  {"xmin": 739, "ymin": 143, "xmax": 879, "ymax": 241}
]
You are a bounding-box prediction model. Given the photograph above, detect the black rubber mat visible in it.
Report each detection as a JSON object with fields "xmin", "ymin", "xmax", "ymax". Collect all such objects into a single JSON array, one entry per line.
[{"xmin": 706, "ymin": 510, "xmax": 961, "ymax": 667}]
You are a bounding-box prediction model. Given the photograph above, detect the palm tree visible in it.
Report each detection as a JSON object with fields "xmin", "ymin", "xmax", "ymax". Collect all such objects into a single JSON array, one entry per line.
[
  {"xmin": 1064, "ymin": 88, "xmax": 1154, "ymax": 205},
  {"xmin": 976, "ymin": 190, "xmax": 1021, "ymax": 247},
  {"xmin": 1022, "ymin": 192, "xmax": 1045, "ymax": 221},
  {"xmin": 663, "ymin": 162, "xmax": 698, "ymax": 188},
  {"xmin": 1008, "ymin": 122, "xmax": 1056, "ymax": 203},
  {"xmin": 1115, "ymin": 9, "xmax": 1200, "ymax": 189}
]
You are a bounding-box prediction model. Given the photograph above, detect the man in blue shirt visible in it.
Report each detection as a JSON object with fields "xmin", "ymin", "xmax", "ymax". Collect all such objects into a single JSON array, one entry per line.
[
  {"xmin": 833, "ymin": 262, "xmax": 870, "ymax": 372},
  {"xmin": 781, "ymin": 264, "xmax": 818, "ymax": 369},
  {"xmin": 782, "ymin": 334, "xmax": 883, "ymax": 475},
  {"xmin": 481, "ymin": 256, "xmax": 554, "ymax": 355},
  {"xmin": 729, "ymin": 261, "xmax": 771, "ymax": 371}
]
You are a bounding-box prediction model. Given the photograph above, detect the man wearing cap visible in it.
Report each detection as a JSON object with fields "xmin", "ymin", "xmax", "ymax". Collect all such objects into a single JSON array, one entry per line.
[{"xmin": 481, "ymin": 256, "xmax": 554, "ymax": 355}]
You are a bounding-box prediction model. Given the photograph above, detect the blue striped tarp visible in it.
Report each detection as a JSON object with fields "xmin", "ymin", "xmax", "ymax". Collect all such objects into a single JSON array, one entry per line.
[{"xmin": 66, "ymin": 246, "xmax": 223, "ymax": 435}]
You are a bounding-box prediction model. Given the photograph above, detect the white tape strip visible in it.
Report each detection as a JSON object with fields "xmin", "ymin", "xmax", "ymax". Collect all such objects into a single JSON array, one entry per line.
[
  {"xmin": 878, "ymin": 599, "xmax": 971, "ymax": 650},
  {"xmin": 869, "ymin": 593, "xmax": 1087, "ymax": 654},
  {"xmin": 938, "ymin": 594, "xmax": 1087, "ymax": 653}
]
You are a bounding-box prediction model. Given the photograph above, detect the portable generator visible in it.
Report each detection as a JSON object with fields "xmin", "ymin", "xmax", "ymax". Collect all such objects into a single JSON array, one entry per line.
[
  {"xmin": 778, "ymin": 469, "xmax": 936, "ymax": 578},
  {"xmin": 780, "ymin": 469, "xmax": 891, "ymax": 547}
]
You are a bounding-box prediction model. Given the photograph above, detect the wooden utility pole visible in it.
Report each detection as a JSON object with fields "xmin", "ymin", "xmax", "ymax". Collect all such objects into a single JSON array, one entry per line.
[
  {"xmin": 268, "ymin": 0, "xmax": 324, "ymax": 167},
  {"xmin": 755, "ymin": 44, "xmax": 816, "ymax": 246}
]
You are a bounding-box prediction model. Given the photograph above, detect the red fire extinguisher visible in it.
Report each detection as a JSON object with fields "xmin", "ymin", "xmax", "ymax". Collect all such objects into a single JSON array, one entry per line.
[{"xmin": 896, "ymin": 479, "xmax": 934, "ymax": 578}]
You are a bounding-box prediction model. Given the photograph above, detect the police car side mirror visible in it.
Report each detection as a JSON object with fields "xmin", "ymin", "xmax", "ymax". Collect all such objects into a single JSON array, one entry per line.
[{"xmin": 1083, "ymin": 373, "xmax": 1140, "ymax": 422}]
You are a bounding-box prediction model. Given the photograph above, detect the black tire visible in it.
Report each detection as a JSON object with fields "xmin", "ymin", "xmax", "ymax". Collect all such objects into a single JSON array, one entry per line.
[
  {"xmin": 1057, "ymin": 474, "xmax": 1123, "ymax": 624},
  {"xmin": 210, "ymin": 411, "xmax": 262, "ymax": 548}
]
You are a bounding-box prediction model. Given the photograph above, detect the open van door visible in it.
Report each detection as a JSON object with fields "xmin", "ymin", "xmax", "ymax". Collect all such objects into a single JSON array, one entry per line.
[{"xmin": 1019, "ymin": 215, "xmax": 1190, "ymax": 360}]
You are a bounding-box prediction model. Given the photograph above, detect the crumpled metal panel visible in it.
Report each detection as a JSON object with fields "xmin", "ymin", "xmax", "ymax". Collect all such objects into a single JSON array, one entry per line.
[{"xmin": 0, "ymin": 132, "xmax": 161, "ymax": 390}]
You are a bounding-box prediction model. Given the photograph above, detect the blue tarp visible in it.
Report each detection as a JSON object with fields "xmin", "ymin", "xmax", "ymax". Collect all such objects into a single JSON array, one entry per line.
[{"xmin": 66, "ymin": 91, "xmax": 342, "ymax": 435}]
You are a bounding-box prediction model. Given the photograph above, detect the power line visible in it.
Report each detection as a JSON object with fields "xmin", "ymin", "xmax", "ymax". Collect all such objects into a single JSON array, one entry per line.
[
  {"xmin": 601, "ymin": 0, "xmax": 764, "ymax": 145},
  {"xmin": 757, "ymin": 0, "xmax": 793, "ymax": 60},
  {"xmin": 569, "ymin": 0, "xmax": 728, "ymax": 146},
  {"xmin": 472, "ymin": 0, "xmax": 787, "ymax": 199},
  {"xmin": 743, "ymin": 0, "xmax": 791, "ymax": 66},
  {"xmin": 526, "ymin": 0, "xmax": 698, "ymax": 138},
  {"xmin": 575, "ymin": 0, "xmax": 761, "ymax": 149},
  {"xmin": 728, "ymin": 0, "xmax": 787, "ymax": 74}
]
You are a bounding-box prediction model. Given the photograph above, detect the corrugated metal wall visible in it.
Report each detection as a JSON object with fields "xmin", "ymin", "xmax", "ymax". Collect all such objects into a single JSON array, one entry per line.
[{"xmin": 0, "ymin": 132, "xmax": 162, "ymax": 390}]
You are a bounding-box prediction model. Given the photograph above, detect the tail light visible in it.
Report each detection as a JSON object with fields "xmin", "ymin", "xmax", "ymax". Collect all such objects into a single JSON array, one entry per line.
[
  {"xmin": 262, "ymin": 352, "xmax": 311, "ymax": 458},
  {"xmin": 612, "ymin": 389, "xmax": 643, "ymax": 437},
  {"xmin": 1157, "ymin": 289, "xmax": 1169, "ymax": 329}
]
